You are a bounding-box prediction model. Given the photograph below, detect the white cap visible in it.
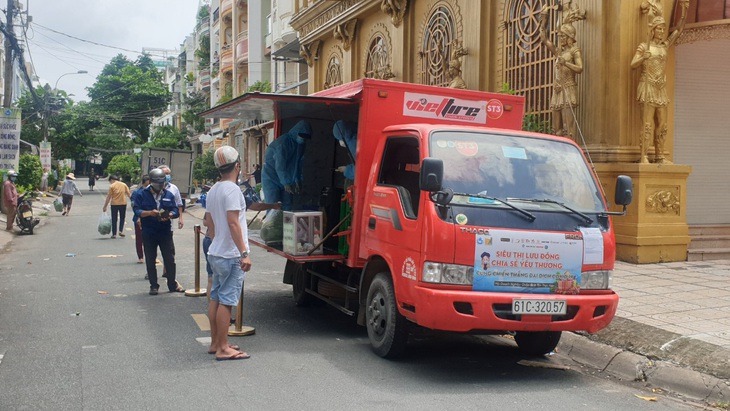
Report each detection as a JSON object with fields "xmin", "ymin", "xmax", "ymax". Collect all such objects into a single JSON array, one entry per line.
[
  {"xmin": 7, "ymin": 169, "xmax": 17, "ymax": 176},
  {"xmin": 214, "ymin": 146, "xmax": 239, "ymax": 169}
]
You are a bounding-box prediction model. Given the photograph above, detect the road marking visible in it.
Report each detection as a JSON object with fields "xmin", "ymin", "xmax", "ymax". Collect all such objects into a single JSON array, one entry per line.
[
  {"xmin": 192, "ymin": 313, "xmax": 210, "ymax": 331},
  {"xmin": 97, "ymin": 255, "xmax": 123, "ymax": 258}
]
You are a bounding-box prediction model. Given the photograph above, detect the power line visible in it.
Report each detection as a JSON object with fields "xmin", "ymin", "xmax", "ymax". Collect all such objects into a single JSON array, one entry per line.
[{"xmin": 32, "ymin": 22, "xmax": 176, "ymax": 58}]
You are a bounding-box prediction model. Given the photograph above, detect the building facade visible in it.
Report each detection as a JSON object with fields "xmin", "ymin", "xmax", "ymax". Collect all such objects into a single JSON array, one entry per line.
[{"xmin": 279, "ymin": 0, "xmax": 729, "ymax": 263}]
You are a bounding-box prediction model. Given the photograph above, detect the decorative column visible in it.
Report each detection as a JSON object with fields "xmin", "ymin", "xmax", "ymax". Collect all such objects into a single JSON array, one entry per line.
[{"xmin": 592, "ymin": 0, "xmax": 692, "ymax": 263}]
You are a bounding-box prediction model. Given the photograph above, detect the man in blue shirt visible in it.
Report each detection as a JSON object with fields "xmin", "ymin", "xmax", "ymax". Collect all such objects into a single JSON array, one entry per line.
[{"xmin": 133, "ymin": 169, "xmax": 185, "ymax": 295}]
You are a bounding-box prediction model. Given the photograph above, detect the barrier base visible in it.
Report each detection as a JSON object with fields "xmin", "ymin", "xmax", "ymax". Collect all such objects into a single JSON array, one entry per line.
[
  {"xmin": 228, "ymin": 325, "xmax": 256, "ymax": 336},
  {"xmin": 185, "ymin": 288, "xmax": 207, "ymax": 297}
]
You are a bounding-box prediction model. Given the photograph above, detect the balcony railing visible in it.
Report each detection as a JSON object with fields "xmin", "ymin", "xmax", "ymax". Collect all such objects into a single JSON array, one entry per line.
[
  {"xmin": 221, "ymin": 0, "xmax": 233, "ymax": 17},
  {"xmin": 236, "ymin": 31, "xmax": 249, "ymax": 65},
  {"xmin": 196, "ymin": 16, "xmax": 210, "ymax": 34},
  {"xmin": 199, "ymin": 69, "xmax": 211, "ymax": 88},
  {"xmin": 221, "ymin": 47, "xmax": 233, "ymax": 73}
]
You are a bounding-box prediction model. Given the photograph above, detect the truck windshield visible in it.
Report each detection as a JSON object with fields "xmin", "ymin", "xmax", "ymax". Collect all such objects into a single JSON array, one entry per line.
[{"xmin": 429, "ymin": 131, "xmax": 605, "ymax": 213}]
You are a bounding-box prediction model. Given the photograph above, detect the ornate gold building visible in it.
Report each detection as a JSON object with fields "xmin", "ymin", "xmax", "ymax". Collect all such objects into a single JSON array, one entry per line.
[{"xmin": 287, "ymin": 0, "xmax": 730, "ymax": 263}]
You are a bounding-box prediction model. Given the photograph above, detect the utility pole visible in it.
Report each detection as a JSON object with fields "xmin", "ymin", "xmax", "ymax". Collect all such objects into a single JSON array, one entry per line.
[{"xmin": 3, "ymin": 0, "xmax": 15, "ymax": 108}]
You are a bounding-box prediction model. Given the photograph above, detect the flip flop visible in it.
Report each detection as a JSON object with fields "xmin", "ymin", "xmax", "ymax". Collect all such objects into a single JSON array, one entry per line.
[
  {"xmin": 215, "ymin": 352, "xmax": 250, "ymax": 361},
  {"xmin": 208, "ymin": 344, "xmax": 240, "ymax": 354}
]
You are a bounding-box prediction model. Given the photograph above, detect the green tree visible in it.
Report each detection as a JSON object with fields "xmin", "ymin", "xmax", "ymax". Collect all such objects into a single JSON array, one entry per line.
[
  {"xmin": 192, "ymin": 150, "xmax": 218, "ymax": 184},
  {"xmin": 182, "ymin": 91, "xmax": 209, "ymax": 134},
  {"xmin": 195, "ymin": 34, "xmax": 210, "ymax": 70},
  {"xmin": 17, "ymin": 153, "xmax": 43, "ymax": 189},
  {"xmin": 106, "ymin": 155, "xmax": 141, "ymax": 185},
  {"xmin": 17, "ymin": 85, "xmax": 76, "ymax": 151},
  {"xmin": 144, "ymin": 125, "xmax": 189, "ymax": 150},
  {"xmin": 247, "ymin": 80, "xmax": 272, "ymax": 93},
  {"xmin": 87, "ymin": 54, "xmax": 171, "ymax": 144}
]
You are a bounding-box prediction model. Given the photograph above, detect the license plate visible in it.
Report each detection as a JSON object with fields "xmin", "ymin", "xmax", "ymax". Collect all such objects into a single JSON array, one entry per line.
[
  {"xmin": 512, "ymin": 299, "xmax": 567, "ymax": 315},
  {"xmin": 22, "ymin": 212, "xmax": 32, "ymax": 218}
]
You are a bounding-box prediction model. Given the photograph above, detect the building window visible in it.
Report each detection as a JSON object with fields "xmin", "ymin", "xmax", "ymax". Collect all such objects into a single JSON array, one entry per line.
[
  {"xmin": 503, "ymin": 0, "xmax": 558, "ymax": 121},
  {"xmin": 324, "ymin": 54, "xmax": 342, "ymax": 89},
  {"xmin": 365, "ymin": 34, "xmax": 391, "ymax": 79},
  {"xmin": 419, "ymin": 4, "xmax": 457, "ymax": 87}
]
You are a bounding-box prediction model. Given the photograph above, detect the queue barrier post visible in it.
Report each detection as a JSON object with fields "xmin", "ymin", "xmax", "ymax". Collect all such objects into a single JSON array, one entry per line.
[
  {"xmin": 185, "ymin": 224, "xmax": 207, "ymax": 297},
  {"xmin": 229, "ymin": 281, "xmax": 255, "ymax": 336}
]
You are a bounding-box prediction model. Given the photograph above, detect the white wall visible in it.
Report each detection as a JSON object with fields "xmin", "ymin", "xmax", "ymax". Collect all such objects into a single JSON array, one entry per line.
[{"xmin": 675, "ymin": 38, "xmax": 730, "ymax": 225}]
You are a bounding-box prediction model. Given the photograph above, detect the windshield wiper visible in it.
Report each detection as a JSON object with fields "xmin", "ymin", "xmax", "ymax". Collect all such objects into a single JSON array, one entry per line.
[
  {"xmin": 453, "ymin": 192, "xmax": 536, "ymax": 222},
  {"xmin": 507, "ymin": 198, "xmax": 593, "ymax": 225}
]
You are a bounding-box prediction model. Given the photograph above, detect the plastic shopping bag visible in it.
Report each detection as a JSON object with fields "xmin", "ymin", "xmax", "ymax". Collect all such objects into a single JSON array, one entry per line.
[
  {"xmin": 53, "ymin": 197, "xmax": 63, "ymax": 212},
  {"xmin": 98, "ymin": 212, "xmax": 112, "ymax": 235},
  {"xmin": 260, "ymin": 209, "xmax": 283, "ymax": 245}
]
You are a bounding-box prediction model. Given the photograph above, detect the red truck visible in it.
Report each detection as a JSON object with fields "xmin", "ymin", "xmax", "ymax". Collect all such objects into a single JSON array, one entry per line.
[{"xmin": 202, "ymin": 79, "xmax": 633, "ymax": 358}]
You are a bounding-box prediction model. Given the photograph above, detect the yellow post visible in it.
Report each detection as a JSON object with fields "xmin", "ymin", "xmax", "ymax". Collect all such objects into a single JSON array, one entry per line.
[
  {"xmin": 185, "ymin": 224, "xmax": 207, "ymax": 297},
  {"xmin": 228, "ymin": 282, "xmax": 255, "ymax": 336}
]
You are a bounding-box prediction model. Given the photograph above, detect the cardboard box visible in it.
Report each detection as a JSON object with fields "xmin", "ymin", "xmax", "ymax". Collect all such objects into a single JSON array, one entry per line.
[{"xmin": 283, "ymin": 211, "xmax": 323, "ymax": 255}]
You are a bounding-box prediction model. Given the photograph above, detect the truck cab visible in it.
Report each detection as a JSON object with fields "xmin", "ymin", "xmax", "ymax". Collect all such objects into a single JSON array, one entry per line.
[{"xmin": 200, "ymin": 79, "xmax": 633, "ymax": 358}]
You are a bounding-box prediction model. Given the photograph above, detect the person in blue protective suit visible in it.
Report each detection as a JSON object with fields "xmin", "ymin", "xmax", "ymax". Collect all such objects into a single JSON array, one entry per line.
[
  {"xmin": 262, "ymin": 120, "xmax": 312, "ymax": 211},
  {"xmin": 333, "ymin": 120, "xmax": 357, "ymax": 182}
]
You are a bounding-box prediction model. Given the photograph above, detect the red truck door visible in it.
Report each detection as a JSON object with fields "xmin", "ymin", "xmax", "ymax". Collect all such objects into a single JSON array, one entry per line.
[{"xmin": 364, "ymin": 136, "xmax": 423, "ymax": 299}]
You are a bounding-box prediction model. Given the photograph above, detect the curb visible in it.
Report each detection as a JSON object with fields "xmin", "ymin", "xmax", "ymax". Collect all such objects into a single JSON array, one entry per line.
[{"xmin": 559, "ymin": 332, "xmax": 730, "ymax": 403}]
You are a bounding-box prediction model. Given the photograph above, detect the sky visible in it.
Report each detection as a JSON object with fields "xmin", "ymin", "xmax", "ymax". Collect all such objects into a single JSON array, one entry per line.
[{"xmin": 21, "ymin": 0, "xmax": 203, "ymax": 102}]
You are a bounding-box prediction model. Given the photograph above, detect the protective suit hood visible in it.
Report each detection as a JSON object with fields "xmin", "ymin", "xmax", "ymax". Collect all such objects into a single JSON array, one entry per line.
[
  {"xmin": 333, "ymin": 120, "xmax": 357, "ymax": 156},
  {"xmin": 289, "ymin": 120, "xmax": 312, "ymax": 141}
]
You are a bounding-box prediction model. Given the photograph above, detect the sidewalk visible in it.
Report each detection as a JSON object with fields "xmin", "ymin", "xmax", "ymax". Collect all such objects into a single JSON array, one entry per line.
[{"xmin": 566, "ymin": 260, "xmax": 730, "ymax": 401}]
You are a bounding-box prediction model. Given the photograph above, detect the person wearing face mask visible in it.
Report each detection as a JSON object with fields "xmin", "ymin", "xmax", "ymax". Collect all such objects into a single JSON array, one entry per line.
[
  {"xmin": 157, "ymin": 165, "xmax": 184, "ymax": 278},
  {"xmin": 333, "ymin": 120, "xmax": 357, "ymax": 185},
  {"xmin": 3, "ymin": 170, "xmax": 19, "ymax": 231},
  {"xmin": 261, "ymin": 120, "xmax": 312, "ymax": 211},
  {"xmin": 133, "ymin": 168, "xmax": 185, "ymax": 295},
  {"xmin": 157, "ymin": 165, "xmax": 184, "ymax": 229}
]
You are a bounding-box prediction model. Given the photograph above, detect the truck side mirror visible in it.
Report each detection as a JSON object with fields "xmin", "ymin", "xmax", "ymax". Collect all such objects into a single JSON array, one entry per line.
[
  {"xmin": 420, "ymin": 158, "xmax": 443, "ymax": 192},
  {"xmin": 615, "ymin": 175, "xmax": 633, "ymax": 206}
]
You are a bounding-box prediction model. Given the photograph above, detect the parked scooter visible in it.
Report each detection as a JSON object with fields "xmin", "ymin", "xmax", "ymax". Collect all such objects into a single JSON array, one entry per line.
[
  {"xmin": 15, "ymin": 192, "xmax": 40, "ymax": 234},
  {"xmin": 197, "ymin": 184, "xmax": 212, "ymax": 208},
  {"xmin": 240, "ymin": 180, "xmax": 261, "ymax": 205}
]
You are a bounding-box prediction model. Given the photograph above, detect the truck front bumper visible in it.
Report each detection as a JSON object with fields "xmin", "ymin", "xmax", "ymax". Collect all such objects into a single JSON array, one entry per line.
[{"xmin": 410, "ymin": 286, "xmax": 618, "ymax": 334}]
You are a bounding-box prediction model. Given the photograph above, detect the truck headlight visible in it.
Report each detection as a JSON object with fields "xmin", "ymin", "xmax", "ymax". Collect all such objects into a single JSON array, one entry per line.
[
  {"xmin": 581, "ymin": 270, "xmax": 612, "ymax": 290},
  {"xmin": 422, "ymin": 262, "xmax": 473, "ymax": 285}
]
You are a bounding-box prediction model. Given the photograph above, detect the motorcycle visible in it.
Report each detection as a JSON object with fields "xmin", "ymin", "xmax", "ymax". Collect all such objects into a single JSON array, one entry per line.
[
  {"xmin": 240, "ymin": 180, "xmax": 261, "ymax": 206},
  {"xmin": 197, "ymin": 181, "xmax": 260, "ymax": 209},
  {"xmin": 197, "ymin": 184, "xmax": 212, "ymax": 208},
  {"xmin": 16, "ymin": 192, "xmax": 40, "ymax": 234}
]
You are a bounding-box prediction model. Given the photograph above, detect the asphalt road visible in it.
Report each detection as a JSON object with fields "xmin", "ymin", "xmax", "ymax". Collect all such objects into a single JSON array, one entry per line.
[{"xmin": 0, "ymin": 179, "xmax": 710, "ymax": 410}]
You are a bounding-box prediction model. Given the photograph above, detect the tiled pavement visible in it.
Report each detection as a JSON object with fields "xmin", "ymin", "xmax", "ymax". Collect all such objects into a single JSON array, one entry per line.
[{"xmin": 612, "ymin": 260, "xmax": 730, "ymax": 348}]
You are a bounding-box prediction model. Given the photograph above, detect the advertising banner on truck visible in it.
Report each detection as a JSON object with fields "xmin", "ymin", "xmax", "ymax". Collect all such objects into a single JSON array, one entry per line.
[{"xmin": 473, "ymin": 230, "xmax": 583, "ymax": 294}]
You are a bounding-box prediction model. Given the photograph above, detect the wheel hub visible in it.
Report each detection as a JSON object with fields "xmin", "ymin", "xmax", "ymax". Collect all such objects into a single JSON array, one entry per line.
[{"xmin": 367, "ymin": 293, "xmax": 387, "ymax": 336}]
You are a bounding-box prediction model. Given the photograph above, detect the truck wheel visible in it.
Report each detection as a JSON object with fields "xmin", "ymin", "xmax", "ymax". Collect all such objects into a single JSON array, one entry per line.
[
  {"xmin": 365, "ymin": 272, "xmax": 408, "ymax": 358},
  {"xmin": 288, "ymin": 260, "xmax": 314, "ymax": 306},
  {"xmin": 514, "ymin": 331, "xmax": 561, "ymax": 356}
]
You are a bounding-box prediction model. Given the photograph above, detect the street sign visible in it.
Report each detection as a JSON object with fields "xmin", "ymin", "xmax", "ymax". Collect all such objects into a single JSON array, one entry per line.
[
  {"xmin": 40, "ymin": 141, "xmax": 52, "ymax": 172},
  {"xmin": 0, "ymin": 108, "xmax": 21, "ymax": 172}
]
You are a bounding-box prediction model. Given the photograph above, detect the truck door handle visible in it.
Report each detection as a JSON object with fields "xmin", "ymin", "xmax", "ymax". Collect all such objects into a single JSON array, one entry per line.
[{"xmin": 368, "ymin": 217, "xmax": 376, "ymax": 229}]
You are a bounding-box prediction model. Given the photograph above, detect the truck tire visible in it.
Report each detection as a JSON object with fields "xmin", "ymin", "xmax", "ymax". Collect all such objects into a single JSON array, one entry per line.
[
  {"xmin": 514, "ymin": 331, "xmax": 561, "ymax": 356},
  {"xmin": 365, "ymin": 272, "xmax": 408, "ymax": 358},
  {"xmin": 287, "ymin": 260, "xmax": 314, "ymax": 307}
]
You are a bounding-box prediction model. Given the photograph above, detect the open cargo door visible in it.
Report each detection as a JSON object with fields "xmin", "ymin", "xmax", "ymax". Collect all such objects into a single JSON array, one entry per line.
[{"xmin": 200, "ymin": 92, "xmax": 360, "ymax": 263}]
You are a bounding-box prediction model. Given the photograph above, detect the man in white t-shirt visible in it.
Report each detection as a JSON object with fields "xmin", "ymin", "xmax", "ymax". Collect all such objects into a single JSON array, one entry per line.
[{"xmin": 206, "ymin": 146, "xmax": 252, "ymax": 361}]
